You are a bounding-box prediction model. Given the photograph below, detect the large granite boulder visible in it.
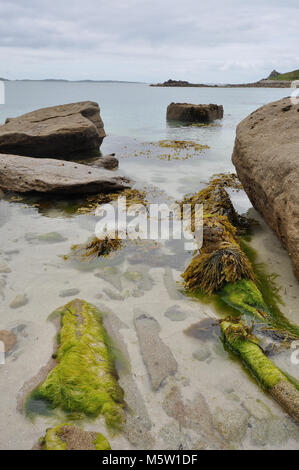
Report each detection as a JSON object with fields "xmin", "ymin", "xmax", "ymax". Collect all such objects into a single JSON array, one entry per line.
[
  {"xmin": 0, "ymin": 101, "xmax": 106, "ymax": 158},
  {"xmin": 232, "ymin": 97, "xmax": 299, "ymax": 280},
  {"xmin": 0, "ymin": 154, "xmax": 129, "ymax": 194},
  {"xmin": 167, "ymin": 102, "xmax": 223, "ymax": 122}
]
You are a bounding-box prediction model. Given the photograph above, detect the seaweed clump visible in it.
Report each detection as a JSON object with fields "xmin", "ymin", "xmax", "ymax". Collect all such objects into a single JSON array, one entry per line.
[
  {"xmin": 66, "ymin": 236, "xmax": 123, "ymax": 262},
  {"xmin": 36, "ymin": 424, "xmax": 111, "ymax": 450},
  {"xmin": 29, "ymin": 299, "xmax": 125, "ymax": 430},
  {"xmin": 181, "ymin": 177, "xmax": 254, "ymax": 294}
]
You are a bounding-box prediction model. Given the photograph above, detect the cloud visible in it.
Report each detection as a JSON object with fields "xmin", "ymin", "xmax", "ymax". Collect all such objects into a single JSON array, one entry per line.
[{"xmin": 0, "ymin": 0, "xmax": 298, "ymax": 82}]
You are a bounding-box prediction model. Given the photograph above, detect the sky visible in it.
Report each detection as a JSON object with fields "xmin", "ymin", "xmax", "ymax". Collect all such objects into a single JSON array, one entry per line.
[{"xmin": 0, "ymin": 0, "xmax": 298, "ymax": 83}]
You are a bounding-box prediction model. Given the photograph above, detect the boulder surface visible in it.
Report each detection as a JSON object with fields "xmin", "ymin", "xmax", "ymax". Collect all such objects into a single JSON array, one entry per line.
[
  {"xmin": 232, "ymin": 97, "xmax": 299, "ymax": 280},
  {"xmin": 0, "ymin": 153, "xmax": 129, "ymax": 194},
  {"xmin": 167, "ymin": 102, "xmax": 223, "ymax": 122},
  {"xmin": 0, "ymin": 101, "xmax": 106, "ymax": 158}
]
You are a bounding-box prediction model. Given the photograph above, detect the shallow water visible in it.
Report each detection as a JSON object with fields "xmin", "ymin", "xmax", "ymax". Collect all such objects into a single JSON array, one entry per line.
[{"xmin": 0, "ymin": 82, "xmax": 298, "ymax": 450}]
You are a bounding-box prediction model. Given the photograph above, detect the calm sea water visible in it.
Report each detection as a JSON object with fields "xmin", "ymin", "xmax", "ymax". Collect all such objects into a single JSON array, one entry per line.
[{"xmin": 0, "ymin": 81, "xmax": 290, "ymax": 201}]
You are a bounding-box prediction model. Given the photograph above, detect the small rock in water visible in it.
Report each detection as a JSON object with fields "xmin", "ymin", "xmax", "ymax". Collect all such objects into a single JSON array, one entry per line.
[
  {"xmin": 59, "ymin": 288, "xmax": 80, "ymax": 298},
  {"xmin": 184, "ymin": 317, "xmax": 219, "ymax": 341},
  {"xmin": 10, "ymin": 294, "xmax": 28, "ymax": 309},
  {"xmin": 213, "ymin": 407, "xmax": 249, "ymax": 444},
  {"xmin": 103, "ymin": 288, "xmax": 124, "ymax": 301},
  {"xmin": 164, "ymin": 305, "xmax": 187, "ymax": 321},
  {"xmin": 0, "ymin": 330, "xmax": 17, "ymax": 352},
  {"xmin": 134, "ymin": 309, "xmax": 178, "ymax": 390},
  {"xmin": 192, "ymin": 347, "xmax": 211, "ymax": 362},
  {"xmin": 25, "ymin": 232, "xmax": 67, "ymax": 243},
  {"xmin": 0, "ymin": 263, "xmax": 11, "ymax": 273}
]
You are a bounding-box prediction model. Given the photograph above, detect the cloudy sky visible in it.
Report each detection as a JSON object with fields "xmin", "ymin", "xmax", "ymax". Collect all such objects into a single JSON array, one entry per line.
[{"xmin": 0, "ymin": 0, "xmax": 298, "ymax": 83}]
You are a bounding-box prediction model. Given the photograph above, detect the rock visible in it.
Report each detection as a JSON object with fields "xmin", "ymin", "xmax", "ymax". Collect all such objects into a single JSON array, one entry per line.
[
  {"xmin": 103, "ymin": 288, "xmax": 124, "ymax": 301},
  {"xmin": 212, "ymin": 407, "xmax": 248, "ymax": 444},
  {"xmin": 0, "ymin": 101, "xmax": 105, "ymax": 158},
  {"xmin": 103, "ymin": 310, "xmax": 155, "ymax": 449},
  {"xmin": 167, "ymin": 102, "xmax": 223, "ymax": 122},
  {"xmin": 87, "ymin": 154, "xmax": 119, "ymax": 170},
  {"xmin": 59, "ymin": 288, "xmax": 80, "ymax": 298},
  {"xmin": 192, "ymin": 347, "xmax": 211, "ymax": 362},
  {"xmin": 162, "ymin": 384, "xmax": 226, "ymax": 449},
  {"xmin": 0, "ymin": 262, "xmax": 11, "ymax": 273},
  {"xmin": 25, "ymin": 232, "xmax": 67, "ymax": 243},
  {"xmin": 33, "ymin": 424, "xmax": 111, "ymax": 450},
  {"xmin": 0, "ymin": 154, "xmax": 129, "ymax": 194},
  {"xmin": 10, "ymin": 293, "xmax": 28, "ymax": 309},
  {"xmin": 134, "ymin": 309, "xmax": 178, "ymax": 390},
  {"xmin": 232, "ymin": 97, "xmax": 299, "ymax": 280},
  {"xmin": 267, "ymin": 70, "xmax": 280, "ymax": 79},
  {"xmin": 0, "ymin": 330, "xmax": 17, "ymax": 352},
  {"xmin": 164, "ymin": 305, "xmax": 187, "ymax": 321}
]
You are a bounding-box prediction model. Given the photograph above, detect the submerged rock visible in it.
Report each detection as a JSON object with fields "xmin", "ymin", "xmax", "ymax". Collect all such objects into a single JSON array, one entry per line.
[
  {"xmin": 10, "ymin": 293, "xmax": 28, "ymax": 309},
  {"xmin": 59, "ymin": 288, "xmax": 80, "ymax": 298},
  {"xmin": 164, "ymin": 305, "xmax": 187, "ymax": 321},
  {"xmin": 0, "ymin": 262, "xmax": 11, "ymax": 273},
  {"xmin": 167, "ymin": 102, "xmax": 223, "ymax": 122},
  {"xmin": 134, "ymin": 309, "xmax": 178, "ymax": 390},
  {"xmin": 34, "ymin": 424, "xmax": 111, "ymax": 450},
  {"xmin": 0, "ymin": 330, "xmax": 17, "ymax": 352},
  {"xmin": 27, "ymin": 299, "xmax": 125, "ymax": 429},
  {"xmin": 212, "ymin": 407, "xmax": 248, "ymax": 445},
  {"xmin": 0, "ymin": 101, "xmax": 105, "ymax": 158},
  {"xmin": 0, "ymin": 154, "xmax": 129, "ymax": 194},
  {"xmin": 232, "ymin": 97, "xmax": 299, "ymax": 280}
]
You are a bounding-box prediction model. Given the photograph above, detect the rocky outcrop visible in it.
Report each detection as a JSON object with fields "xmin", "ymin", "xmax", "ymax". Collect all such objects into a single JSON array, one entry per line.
[
  {"xmin": 267, "ymin": 70, "xmax": 280, "ymax": 79},
  {"xmin": 0, "ymin": 101, "xmax": 106, "ymax": 158},
  {"xmin": 167, "ymin": 102, "xmax": 223, "ymax": 122},
  {"xmin": 232, "ymin": 97, "xmax": 299, "ymax": 280},
  {"xmin": 0, "ymin": 154, "xmax": 129, "ymax": 194}
]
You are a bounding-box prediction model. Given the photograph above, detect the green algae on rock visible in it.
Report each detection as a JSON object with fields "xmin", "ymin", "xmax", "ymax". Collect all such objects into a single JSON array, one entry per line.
[
  {"xmin": 221, "ymin": 318, "xmax": 299, "ymax": 421},
  {"xmin": 28, "ymin": 299, "xmax": 125, "ymax": 429},
  {"xmin": 35, "ymin": 424, "xmax": 111, "ymax": 450}
]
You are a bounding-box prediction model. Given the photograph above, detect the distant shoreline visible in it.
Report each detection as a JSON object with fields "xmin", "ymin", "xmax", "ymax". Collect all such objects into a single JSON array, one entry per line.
[{"xmin": 150, "ymin": 79, "xmax": 292, "ymax": 88}]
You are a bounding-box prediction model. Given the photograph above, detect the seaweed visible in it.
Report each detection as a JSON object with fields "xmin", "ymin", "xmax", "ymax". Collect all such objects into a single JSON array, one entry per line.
[{"xmin": 27, "ymin": 299, "xmax": 125, "ymax": 430}]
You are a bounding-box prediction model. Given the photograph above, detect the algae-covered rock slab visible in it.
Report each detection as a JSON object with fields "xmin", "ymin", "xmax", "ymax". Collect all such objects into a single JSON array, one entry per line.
[
  {"xmin": 221, "ymin": 318, "xmax": 299, "ymax": 422},
  {"xmin": 28, "ymin": 299, "xmax": 125, "ymax": 429},
  {"xmin": 34, "ymin": 424, "xmax": 111, "ymax": 450},
  {"xmin": 167, "ymin": 103, "xmax": 223, "ymax": 122},
  {"xmin": 134, "ymin": 309, "xmax": 178, "ymax": 390},
  {"xmin": 0, "ymin": 154, "xmax": 129, "ymax": 194},
  {"xmin": 0, "ymin": 101, "xmax": 105, "ymax": 158}
]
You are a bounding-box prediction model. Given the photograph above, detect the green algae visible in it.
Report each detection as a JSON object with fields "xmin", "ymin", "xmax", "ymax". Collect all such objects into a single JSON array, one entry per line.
[
  {"xmin": 28, "ymin": 299, "xmax": 125, "ymax": 430},
  {"xmin": 221, "ymin": 320, "xmax": 286, "ymax": 390},
  {"xmin": 94, "ymin": 432, "xmax": 111, "ymax": 450},
  {"xmin": 42, "ymin": 425, "xmax": 68, "ymax": 450}
]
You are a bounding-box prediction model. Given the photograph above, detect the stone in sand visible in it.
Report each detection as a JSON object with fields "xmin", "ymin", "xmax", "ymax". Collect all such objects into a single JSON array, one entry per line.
[
  {"xmin": 0, "ymin": 154, "xmax": 130, "ymax": 194},
  {"xmin": 167, "ymin": 102, "xmax": 223, "ymax": 122},
  {"xmin": 10, "ymin": 293, "xmax": 28, "ymax": 309},
  {"xmin": 164, "ymin": 305, "xmax": 187, "ymax": 321},
  {"xmin": 134, "ymin": 309, "xmax": 178, "ymax": 390},
  {"xmin": 0, "ymin": 330, "xmax": 17, "ymax": 352},
  {"xmin": 232, "ymin": 97, "xmax": 299, "ymax": 280},
  {"xmin": 0, "ymin": 263, "xmax": 11, "ymax": 273},
  {"xmin": 0, "ymin": 101, "xmax": 105, "ymax": 158},
  {"xmin": 59, "ymin": 288, "xmax": 80, "ymax": 298}
]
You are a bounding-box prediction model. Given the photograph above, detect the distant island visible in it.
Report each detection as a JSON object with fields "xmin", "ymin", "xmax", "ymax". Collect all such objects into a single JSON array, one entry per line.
[
  {"xmin": 150, "ymin": 69, "xmax": 299, "ymax": 88},
  {"xmin": 0, "ymin": 78, "xmax": 143, "ymax": 84}
]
